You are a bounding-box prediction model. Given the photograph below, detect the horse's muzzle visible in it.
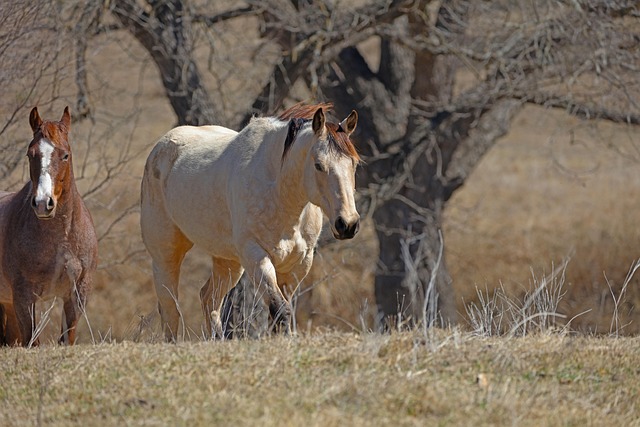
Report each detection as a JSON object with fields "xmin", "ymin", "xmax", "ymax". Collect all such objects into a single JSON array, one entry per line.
[
  {"xmin": 334, "ymin": 216, "xmax": 360, "ymax": 240},
  {"xmin": 31, "ymin": 196, "xmax": 56, "ymax": 219}
]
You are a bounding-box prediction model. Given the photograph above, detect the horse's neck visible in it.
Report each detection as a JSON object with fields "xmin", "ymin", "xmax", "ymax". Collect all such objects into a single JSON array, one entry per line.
[
  {"xmin": 244, "ymin": 119, "xmax": 314, "ymax": 225},
  {"xmin": 270, "ymin": 126, "xmax": 312, "ymax": 219}
]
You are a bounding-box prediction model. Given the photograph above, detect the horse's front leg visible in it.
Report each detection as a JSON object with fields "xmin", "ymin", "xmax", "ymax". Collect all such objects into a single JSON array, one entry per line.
[
  {"xmin": 60, "ymin": 297, "xmax": 79, "ymax": 345},
  {"xmin": 60, "ymin": 282, "xmax": 88, "ymax": 345},
  {"xmin": 241, "ymin": 245, "xmax": 291, "ymax": 335},
  {"xmin": 12, "ymin": 282, "xmax": 38, "ymax": 347},
  {"xmin": 0, "ymin": 303, "xmax": 22, "ymax": 346}
]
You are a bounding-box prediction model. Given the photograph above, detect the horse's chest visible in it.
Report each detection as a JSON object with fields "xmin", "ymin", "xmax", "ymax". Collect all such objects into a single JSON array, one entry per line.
[
  {"xmin": 11, "ymin": 240, "xmax": 82, "ymax": 297},
  {"xmin": 43, "ymin": 249, "xmax": 82, "ymax": 294}
]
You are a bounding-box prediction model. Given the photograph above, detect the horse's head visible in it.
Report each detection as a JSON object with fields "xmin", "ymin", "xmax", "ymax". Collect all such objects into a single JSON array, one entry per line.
[
  {"xmin": 26, "ymin": 106, "xmax": 73, "ymax": 220},
  {"xmin": 304, "ymin": 107, "xmax": 361, "ymax": 240}
]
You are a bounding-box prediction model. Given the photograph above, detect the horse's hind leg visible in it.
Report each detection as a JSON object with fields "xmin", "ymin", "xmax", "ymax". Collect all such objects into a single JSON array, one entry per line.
[
  {"xmin": 141, "ymin": 188, "xmax": 193, "ymax": 341},
  {"xmin": 148, "ymin": 230, "xmax": 193, "ymax": 343},
  {"xmin": 200, "ymin": 257, "xmax": 243, "ymax": 339}
]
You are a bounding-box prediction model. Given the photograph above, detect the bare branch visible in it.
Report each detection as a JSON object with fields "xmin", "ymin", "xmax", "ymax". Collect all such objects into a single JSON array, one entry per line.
[
  {"xmin": 515, "ymin": 91, "xmax": 640, "ymax": 125},
  {"xmin": 192, "ymin": 6, "xmax": 260, "ymax": 26}
]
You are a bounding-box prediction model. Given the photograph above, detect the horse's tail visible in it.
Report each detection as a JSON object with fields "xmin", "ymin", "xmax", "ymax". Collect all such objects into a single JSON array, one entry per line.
[
  {"xmin": 140, "ymin": 134, "xmax": 182, "ymax": 249},
  {"xmin": 140, "ymin": 135, "xmax": 178, "ymax": 208}
]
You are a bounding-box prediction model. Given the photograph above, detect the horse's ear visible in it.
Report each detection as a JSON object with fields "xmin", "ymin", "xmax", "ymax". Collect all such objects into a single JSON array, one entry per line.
[
  {"xmin": 29, "ymin": 107, "xmax": 42, "ymax": 133},
  {"xmin": 312, "ymin": 107, "xmax": 325, "ymax": 135},
  {"xmin": 60, "ymin": 106, "xmax": 71, "ymax": 130},
  {"xmin": 339, "ymin": 110, "xmax": 358, "ymax": 136}
]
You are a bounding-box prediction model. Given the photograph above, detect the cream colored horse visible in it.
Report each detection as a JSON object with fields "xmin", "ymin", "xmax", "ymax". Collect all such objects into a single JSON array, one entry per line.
[{"xmin": 140, "ymin": 103, "xmax": 360, "ymax": 341}]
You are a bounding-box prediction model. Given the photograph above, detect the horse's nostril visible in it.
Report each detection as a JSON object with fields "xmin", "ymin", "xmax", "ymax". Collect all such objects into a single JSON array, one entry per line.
[
  {"xmin": 47, "ymin": 197, "xmax": 55, "ymax": 210},
  {"xmin": 31, "ymin": 197, "xmax": 37, "ymax": 208},
  {"xmin": 335, "ymin": 217, "xmax": 347, "ymax": 234}
]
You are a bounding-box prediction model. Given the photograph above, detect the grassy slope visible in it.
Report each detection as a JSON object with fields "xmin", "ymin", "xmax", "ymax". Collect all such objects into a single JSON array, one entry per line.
[{"xmin": 1, "ymin": 331, "xmax": 638, "ymax": 426}]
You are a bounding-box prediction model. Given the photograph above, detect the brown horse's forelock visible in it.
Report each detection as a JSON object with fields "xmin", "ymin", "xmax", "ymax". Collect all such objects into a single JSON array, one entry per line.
[
  {"xmin": 30, "ymin": 121, "xmax": 69, "ymax": 150},
  {"xmin": 278, "ymin": 102, "xmax": 360, "ymax": 162},
  {"xmin": 325, "ymin": 122, "xmax": 360, "ymax": 161}
]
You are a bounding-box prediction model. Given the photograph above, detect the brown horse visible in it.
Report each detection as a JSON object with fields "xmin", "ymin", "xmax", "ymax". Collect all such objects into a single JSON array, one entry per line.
[{"xmin": 0, "ymin": 107, "xmax": 98, "ymax": 346}]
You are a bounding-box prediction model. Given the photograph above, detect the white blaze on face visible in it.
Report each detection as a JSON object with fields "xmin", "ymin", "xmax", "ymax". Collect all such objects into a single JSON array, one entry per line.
[{"xmin": 34, "ymin": 139, "xmax": 54, "ymax": 205}]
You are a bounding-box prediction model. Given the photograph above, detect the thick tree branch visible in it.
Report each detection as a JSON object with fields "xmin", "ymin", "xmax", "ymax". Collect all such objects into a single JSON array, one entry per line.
[
  {"xmin": 110, "ymin": 0, "xmax": 220, "ymax": 125},
  {"xmin": 516, "ymin": 92, "xmax": 640, "ymax": 125}
]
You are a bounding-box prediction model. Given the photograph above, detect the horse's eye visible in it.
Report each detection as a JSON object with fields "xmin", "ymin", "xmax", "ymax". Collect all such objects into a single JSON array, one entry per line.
[
  {"xmin": 314, "ymin": 162, "xmax": 324, "ymax": 172},
  {"xmin": 62, "ymin": 153, "xmax": 69, "ymax": 161}
]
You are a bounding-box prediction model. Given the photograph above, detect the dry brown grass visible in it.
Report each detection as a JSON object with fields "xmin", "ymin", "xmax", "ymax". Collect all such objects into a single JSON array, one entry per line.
[
  {"xmin": 445, "ymin": 105, "xmax": 640, "ymax": 334},
  {"xmin": 0, "ymin": 330, "xmax": 638, "ymax": 426}
]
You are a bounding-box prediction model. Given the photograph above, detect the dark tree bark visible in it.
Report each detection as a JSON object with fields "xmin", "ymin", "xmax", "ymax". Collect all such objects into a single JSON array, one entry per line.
[
  {"xmin": 312, "ymin": 3, "xmax": 472, "ymax": 328},
  {"xmin": 111, "ymin": 0, "xmax": 219, "ymax": 125}
]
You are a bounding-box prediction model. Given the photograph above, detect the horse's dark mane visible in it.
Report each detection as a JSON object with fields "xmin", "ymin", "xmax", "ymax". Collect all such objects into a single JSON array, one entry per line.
[{"xmin": 278, "ymin": 102, "xmax": 360, "ymax": 162}]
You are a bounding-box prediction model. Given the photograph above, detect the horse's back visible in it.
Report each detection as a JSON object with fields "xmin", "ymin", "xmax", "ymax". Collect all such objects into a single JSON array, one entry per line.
[
  {"xmin": 141, "ymin": 125, "xmax": 240, "ymax": 256},
  {"xmin": 144, "ymin": 124, "xmax": 237, "ymax": 176}
]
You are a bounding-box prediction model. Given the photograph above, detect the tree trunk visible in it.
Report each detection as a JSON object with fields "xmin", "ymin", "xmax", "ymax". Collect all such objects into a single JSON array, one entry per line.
[
  {"xmin": 111, "ymin": 0, "xmax": 219, "ymax": 125},
  {"xmin": 316, "ymin": 11, "xmax": 463, "ymax": 328},
  {"xmin": 373, "ymin": 195, "xmax": 455, "ymax": 329}
]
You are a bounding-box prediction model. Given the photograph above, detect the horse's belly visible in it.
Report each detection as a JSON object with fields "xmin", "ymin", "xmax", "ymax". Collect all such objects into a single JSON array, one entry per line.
[
  {"xmin": 163, "ymin": 172, "xmax": 235, "ymax": 251},
  {"xmin": 0, "ymin": 262, "xmax": 73, "ymax": 303},
  {"xmin": 39, "ymin": 276, "xmax": 74, "ymax": 300},
  {"xmin": 185, "ymin": 226, "xmax": 239, "ymax": 260},
  {"xmin": 168, "ymin": 203, "xmax": 237, "ymax": 258},
  {"xmin": 33, "ymin": 250, "xmax": 81, "ymax": 299}
]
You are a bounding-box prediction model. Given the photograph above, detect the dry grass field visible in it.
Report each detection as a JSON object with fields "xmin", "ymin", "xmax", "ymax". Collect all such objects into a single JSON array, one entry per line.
[{"xmin": 1, "ymin": 330, "xmax": 639, "ymax": 426}]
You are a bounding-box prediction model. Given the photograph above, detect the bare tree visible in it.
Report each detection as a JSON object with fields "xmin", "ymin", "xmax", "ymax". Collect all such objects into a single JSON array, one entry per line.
[
  {"xmin": 99, "ymin": 0, "xmax": 639, "ymax": 329},
  {"xmin": 0, "ymin": 1, "xmax": 72, "ymax": 179},
  {"xmin": 110, "ymin": 0, "xmax": 222, "ymax": 125},
  {"xmin": 3, "ymin": 0, "xmax": 638, "ymax": 332}
]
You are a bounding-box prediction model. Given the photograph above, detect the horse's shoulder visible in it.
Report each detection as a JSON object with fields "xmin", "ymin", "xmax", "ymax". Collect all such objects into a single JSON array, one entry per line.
[
  {"xmin": 76, "ymin": 201, "xmax": 98, "ymax": 244},
  {"xmin": 0, "ymin": 190, "xmax": 14, "ymax": 205}
]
